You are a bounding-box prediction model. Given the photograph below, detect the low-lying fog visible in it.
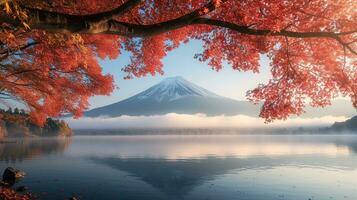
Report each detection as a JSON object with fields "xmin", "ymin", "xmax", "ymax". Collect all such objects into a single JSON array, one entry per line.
[{"xmin": 65, "ymin": 113, "xmax": 347, "ymax": 129}]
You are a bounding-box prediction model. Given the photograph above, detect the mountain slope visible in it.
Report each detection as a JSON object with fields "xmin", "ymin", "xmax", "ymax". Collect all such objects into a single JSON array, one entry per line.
[
  {"xmin": 84, "ymin": 76, "xmax": 356, "ymax": 118},
  {"xmin": 133, "ymin": 76, "xmax": 222, "ymax": 102},
  {"xmin": 84, "ymin": 77, "xmax": 259, "ymax": 117}
]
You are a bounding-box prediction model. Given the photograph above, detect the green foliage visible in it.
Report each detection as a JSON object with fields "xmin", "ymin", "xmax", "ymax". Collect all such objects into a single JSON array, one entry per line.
[{"xmin": 1, "ymin": 107, "xmax": 27, "ymax": 115}]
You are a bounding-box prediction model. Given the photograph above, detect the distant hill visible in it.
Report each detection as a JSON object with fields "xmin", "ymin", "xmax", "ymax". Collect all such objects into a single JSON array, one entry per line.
[
  {"xmin": 330, "ymin": 116, "xmax": 357, "ymax": 132},
  {"xmin": 83, "ymin": 76, "xmax": 356, "ymax": 118}
]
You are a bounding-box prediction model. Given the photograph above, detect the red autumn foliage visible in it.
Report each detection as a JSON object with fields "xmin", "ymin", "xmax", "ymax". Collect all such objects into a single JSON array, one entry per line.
[
  {"xmin": 0, "ymin": 187, "xmax": 36, "ymax": 200},
  {"xmin": 0, "ymin": 0, "xmax": 356, "ymax": 124}
]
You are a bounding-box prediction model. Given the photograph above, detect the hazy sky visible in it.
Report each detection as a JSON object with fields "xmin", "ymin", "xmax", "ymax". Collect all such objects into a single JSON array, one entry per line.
[{"xmin": 90, "ymin": 40, "xmax": 271, "ymax": 109}]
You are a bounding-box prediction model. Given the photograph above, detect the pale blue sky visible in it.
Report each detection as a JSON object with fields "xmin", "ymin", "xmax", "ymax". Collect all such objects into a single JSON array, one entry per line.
[{"xmin": 90, "ymin": 40, "xmax": 272, "ymax": 109}]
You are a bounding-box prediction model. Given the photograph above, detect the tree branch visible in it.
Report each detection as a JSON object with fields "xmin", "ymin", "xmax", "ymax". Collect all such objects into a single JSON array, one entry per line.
[
  {"xmin": 0, "ymin": 0, "xmax": 142, "ymax": 33},
  {"xmin": 193, "ymin": 18, "xmax": 356, "ymax": 39},
  {"xmin": 5, "ymin": 68, "xmax": 40, "ymax": 78},
  {"xmin": 334, "ymin": 37, "xmax": 357, "ymax": 55},
  {"xmin": 0, "ymin": 42, "xmax": 37, "ymax": 60},
  {"xmin": 0, "ymin": 41, "xmax": 37, "ymax": 55},
  {"xmin": 1, "ymin": 0, "xmax": 356, "ymax": 55},
  {"xmin": 196, "ymin": 19, "xmax": 356, "ymax": 56},
  {"xmin": 101, "ymin": 17, "xmax": 357, "ymax": 55}
]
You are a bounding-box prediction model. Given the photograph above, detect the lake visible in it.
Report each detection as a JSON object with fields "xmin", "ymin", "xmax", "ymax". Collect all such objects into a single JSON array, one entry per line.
[{"xmin": 1, "ymin": 134, "xmax": 357, "ymax": 200}]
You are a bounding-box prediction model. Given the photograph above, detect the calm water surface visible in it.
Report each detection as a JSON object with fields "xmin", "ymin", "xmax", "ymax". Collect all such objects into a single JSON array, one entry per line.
[{"xmin": 1, "ymin": 134, "xmax": 357, "ymax": 200}]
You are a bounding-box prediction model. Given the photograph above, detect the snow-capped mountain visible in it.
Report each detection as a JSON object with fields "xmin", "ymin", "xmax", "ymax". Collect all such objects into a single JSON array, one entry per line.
[
  {"xmin": 83, "ymin": 76, "xmax": 356, "ymax": 118},
  {"xmin": 84, "ymin": 76, "xmax": 260, "ymax": 117},
  {"xmin": 135, "ymin": 76, "xmax": 222, "ymax": 102}
]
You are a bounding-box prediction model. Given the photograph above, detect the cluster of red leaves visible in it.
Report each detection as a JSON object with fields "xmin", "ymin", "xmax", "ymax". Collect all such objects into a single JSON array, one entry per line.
[
  {"xmin": 0, "ymin": 187, "xmax": 36, "ymax": 200},
  {"xmin": 0, "ymin": 1, "xmax": 129, "ymax": 125},
  {"xmin": 1, "ymin": 0, "xmax": 357, "ymax": 123},
  {"xmin": 119, "ymin": 0, "xmax": 356, "ymax": 122},
  {"xmin": 1, "ymin": 30, "xmax": 119, "ymax": 124}
]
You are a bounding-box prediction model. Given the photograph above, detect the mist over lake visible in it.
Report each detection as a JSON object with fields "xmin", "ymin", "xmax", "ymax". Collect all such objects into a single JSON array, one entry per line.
[{"xmin": 1, "ymin": 133, "xmax": 357, "ymax": 200}]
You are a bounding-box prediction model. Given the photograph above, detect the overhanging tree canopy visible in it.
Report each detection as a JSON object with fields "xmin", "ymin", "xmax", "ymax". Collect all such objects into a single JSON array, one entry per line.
[{"xmin": 1, "ymin": 0, "xmax": 356, "ymax": 124}]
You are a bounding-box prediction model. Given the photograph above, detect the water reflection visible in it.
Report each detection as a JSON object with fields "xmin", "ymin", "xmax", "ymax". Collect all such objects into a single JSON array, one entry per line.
[
  {"xmin": 0, "ymin": 138, "xmax": 71, "ymax": 162},
  {"xmin": 0, "ymin": 135, "xmax": 357, "ymax": 200},
  {"xmin": 93, "ymin": 157, "xmax": 239, "ymax": 197},
  {"xmin": 67, "ymin": 135, "xmax": 357, "ymax": 159},
  {"xmin": 91, "ymin": 153, "xmax": 357, "ymax": 198},
  {"xmin": 336, "ymin": 140, "xmax": 357, "ymax": 153}
]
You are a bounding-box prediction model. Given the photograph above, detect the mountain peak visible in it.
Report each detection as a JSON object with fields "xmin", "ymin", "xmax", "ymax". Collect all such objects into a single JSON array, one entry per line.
[
  {"xmin": 159, "ymin": 76, "xmax": 187, "ymax": 86},
  {"xmin": 133, "ymin": 76, "xmax": 221, "ymax": 102}
]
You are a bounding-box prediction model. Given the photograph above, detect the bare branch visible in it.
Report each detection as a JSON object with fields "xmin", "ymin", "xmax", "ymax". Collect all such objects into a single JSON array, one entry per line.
[
  {"xmin": 5, "ymin": 68, "xmax": 40, "ymax": 78},
  {"xmin": 0, "ymin": 41, "xmax": 37, "ymax": 55},
  {"xmin": 334, "ymin": 37, "xmax": 357, "ymax": 55}
]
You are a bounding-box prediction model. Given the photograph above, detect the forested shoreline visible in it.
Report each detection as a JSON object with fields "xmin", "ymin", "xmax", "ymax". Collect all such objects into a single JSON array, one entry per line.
[{"xmin": 0, "ymin": 108, "xmax": 72, "ymax": 139}]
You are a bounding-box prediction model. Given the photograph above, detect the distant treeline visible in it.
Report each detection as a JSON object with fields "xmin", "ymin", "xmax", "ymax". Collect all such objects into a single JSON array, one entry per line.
[{"xmin": 0, "ymin": 107, "xmax": 27, "ymax": 116}]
